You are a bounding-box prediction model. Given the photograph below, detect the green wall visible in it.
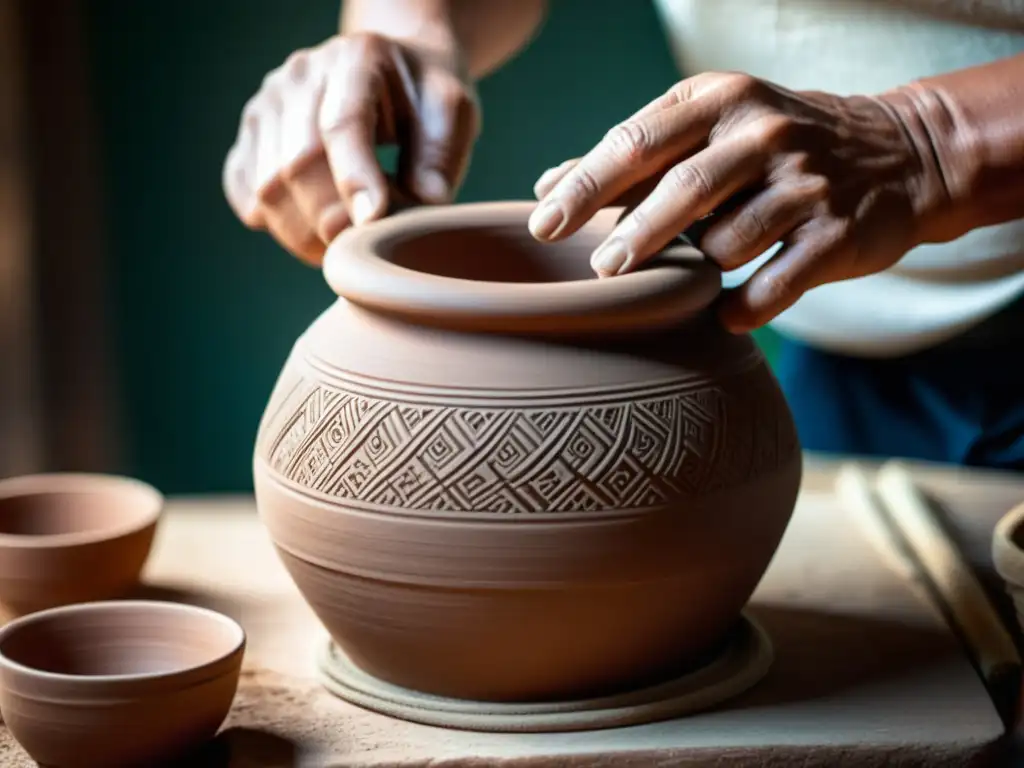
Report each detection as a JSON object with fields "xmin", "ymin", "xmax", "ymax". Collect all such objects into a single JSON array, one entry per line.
[{"xmin": 84, "ymin": 0, "xmax": 780, "ymax": 494}]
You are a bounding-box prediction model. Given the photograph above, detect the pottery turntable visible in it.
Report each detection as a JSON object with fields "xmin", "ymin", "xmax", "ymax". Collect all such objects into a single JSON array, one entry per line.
[{"xmin": 315, "ymin": 610, "xmax": 773, "ymax": 732}]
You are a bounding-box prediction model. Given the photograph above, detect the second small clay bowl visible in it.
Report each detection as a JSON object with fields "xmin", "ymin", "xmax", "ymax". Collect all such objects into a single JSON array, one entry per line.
[
  {"xmin": 993, "ymin": 501, "xmax": 1024, "ymax": 634},
  {"xmin": 0, "ymin": 600, "xmax": 246, "ymax": 767},
  {"xmin": 0, "ymin": 473, "xmax": 162, "ymax": 615}
]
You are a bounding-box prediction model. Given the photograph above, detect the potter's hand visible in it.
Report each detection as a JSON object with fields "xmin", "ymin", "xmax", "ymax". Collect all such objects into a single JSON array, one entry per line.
[
  {"xmin": 222, "ymin": 33, "xmax": 480, "ymax": 265},
  {"xmin": 529, "ymin": 72, "xmax": 953, "ymax": 332}
]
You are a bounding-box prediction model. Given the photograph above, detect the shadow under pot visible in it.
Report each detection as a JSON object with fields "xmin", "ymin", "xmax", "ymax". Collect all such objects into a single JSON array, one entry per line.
[{"xmin": 253, "ymin": 201, "xmax": 802, "ymax": 704}]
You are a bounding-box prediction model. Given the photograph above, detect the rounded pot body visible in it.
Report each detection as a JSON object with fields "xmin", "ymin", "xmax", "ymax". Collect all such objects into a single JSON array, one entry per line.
[{"xmin": 254, "ymin": 203, "xmax": 801, "ymax": 702}]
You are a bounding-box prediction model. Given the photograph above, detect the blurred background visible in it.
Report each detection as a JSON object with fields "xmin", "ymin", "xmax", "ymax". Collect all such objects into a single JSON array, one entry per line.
[{"xmin": 0, "ymin": 0, "xmax": 780, "ymax": 495}]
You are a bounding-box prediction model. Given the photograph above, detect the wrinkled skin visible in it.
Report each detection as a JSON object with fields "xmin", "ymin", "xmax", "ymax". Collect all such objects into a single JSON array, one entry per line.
[
  {"xmin": 224, "ymin": 43, "xmax": 949, "ymax": 331},
  {"xmin": 222, "ymin": 33, "xmax": 480, "ymax": 265},
  {"xmin": 529, "ymin": 72, "xmax": 949, "ymax": 332}
]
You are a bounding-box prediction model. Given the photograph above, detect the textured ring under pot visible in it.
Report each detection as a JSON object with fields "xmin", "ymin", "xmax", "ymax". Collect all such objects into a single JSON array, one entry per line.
[
  {"xmin": 0, "ymin": 473, "xmax": 163, "ymax": 616},
  {"xmin": 253, "ymin": 202, "xmax": 802, "ymax": 729},
  {"xmin": 0, "ymin": 600, "xmax": 246, "ymax": 767}
]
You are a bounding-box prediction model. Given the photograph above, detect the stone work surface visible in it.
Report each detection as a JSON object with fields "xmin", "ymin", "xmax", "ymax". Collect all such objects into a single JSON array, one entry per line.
[
  {"xmin": 0, "ymin": 664, "xmax": 1006, "ymax": 768},
  {"xmin": 0, "ymin": 473, "xmax": 1012, "ymax": 766}
]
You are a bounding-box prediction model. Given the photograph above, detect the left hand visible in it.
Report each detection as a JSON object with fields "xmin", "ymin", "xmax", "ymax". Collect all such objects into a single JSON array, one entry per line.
[{"xmin": 529, "ymin": 72, "xmax": 950, "ymax": 332}]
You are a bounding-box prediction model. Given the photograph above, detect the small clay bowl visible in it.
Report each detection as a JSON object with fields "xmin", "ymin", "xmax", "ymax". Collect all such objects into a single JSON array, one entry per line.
[
  {"xmin": 0, "ymin": 473, "xmax": 162, "ymax": 615},
  {"xmin": 993, "ymin": 501, "xmax": 1024, "ymax": 634},
  {"xmin": 0, "ymin": 600, "xmax": 245, "ymax": 767}
]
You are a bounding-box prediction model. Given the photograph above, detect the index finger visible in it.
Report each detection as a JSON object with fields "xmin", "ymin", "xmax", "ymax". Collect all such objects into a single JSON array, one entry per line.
[
  {"xmin": 318, "ymin": 40, "xmax": 392, "ymax": 225},
  {"xmin": 528, "ymin": 82, "xmax": 723, "ymax": 243}
]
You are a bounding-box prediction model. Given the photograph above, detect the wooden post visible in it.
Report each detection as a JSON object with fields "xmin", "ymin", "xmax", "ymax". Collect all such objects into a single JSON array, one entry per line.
[
  {"xmin": 21, "ymin": 0, "xmax": 121, "ymax": 473},
  {"xmin": 0, "ymin": 0, "xmax": 44, "ymax": 477}
]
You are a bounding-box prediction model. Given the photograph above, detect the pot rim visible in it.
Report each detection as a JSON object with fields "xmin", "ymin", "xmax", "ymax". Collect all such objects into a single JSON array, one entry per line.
[
  {"xmin": 323, "ymin": 201, "xmax": 722, "ymax": 335},
  {"xmin": 0, "ymin": 600, "xmax": 246, "ymax": 687}
]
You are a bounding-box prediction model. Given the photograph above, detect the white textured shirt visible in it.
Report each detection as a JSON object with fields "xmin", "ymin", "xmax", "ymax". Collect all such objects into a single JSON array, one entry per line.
[{"xmin": 653, "ymin": 0, "xmax": 1024, "ymax": 356}]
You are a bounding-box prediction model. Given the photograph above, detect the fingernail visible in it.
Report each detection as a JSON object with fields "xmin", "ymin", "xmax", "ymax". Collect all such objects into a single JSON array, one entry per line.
[
  {"xmin": 351, "ymin": 190, "xmax": 376, "ymax": 226},
  {"xmin": 528, "ymin": 200, "xmax": 565, "ymax": 240},
  {"xmin": 415, "ymin": 169, "xmax": 450, "ymax": 203},
  {"xmin": 317, "ymin": 202, "xmax": 350, "ymax": 242},
  {"xmin": 533, "ymin": 167, "xmax": 559, "ymax": 198},
  {"xmin": 591, "ymin": 238, "xmax": 629, "ymax": 276}
]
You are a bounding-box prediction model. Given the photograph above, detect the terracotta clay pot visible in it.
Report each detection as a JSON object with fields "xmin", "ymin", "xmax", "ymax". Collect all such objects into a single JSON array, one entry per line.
[
  {"xmin": 0, "ymin": 600, "xmax": 245, "ymax": 767},
  {"xmin": 0, "ymin": 473, "xmax": 162, "ymax": 616},
  {"xmin": 254, "ymin": 202, "xmax": 801, "ymax": 703}
]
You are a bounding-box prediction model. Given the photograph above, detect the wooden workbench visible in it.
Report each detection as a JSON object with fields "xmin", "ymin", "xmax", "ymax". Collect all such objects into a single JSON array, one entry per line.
[{"xmin": 0, "ymin": 456, "xmax": 1021, "ymax": 766}]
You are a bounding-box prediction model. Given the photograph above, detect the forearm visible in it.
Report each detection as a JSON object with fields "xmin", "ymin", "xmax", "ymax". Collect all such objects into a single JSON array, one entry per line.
[
  {"xmin": 885, "ymin": 52, "xmax": 1024, "ymax": 244},
  {"xmin": 886, "ymin": 0, "xmax": 1024, "ymax": 31},
  {"xmin": 340, "ymin": 0, "xmax": 547, "ymax": 78}
]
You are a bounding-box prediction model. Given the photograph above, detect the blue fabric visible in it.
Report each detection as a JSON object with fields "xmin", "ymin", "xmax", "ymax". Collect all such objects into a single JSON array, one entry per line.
[{"xmin": 773, "ymin": 333, "xmax": 1024, "ymax": 471}]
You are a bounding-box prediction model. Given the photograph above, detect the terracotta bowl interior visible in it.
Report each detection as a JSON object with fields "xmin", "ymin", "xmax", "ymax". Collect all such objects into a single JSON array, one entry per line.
[
  {"xmin": 995, "ymin": 503, "xmax": 1024, "ymax": 577},
  {"xmin": 1008, "ymin": 509, "xmax": 1024, "ymax": 553},
  {"xmin": 0, "ymin": 475, "xmax": 161, "ymax": 544},
  {"xmin": 0, "ymin": 602, "xmax": 243, "ymax": 679},
  {"xmin": 993, "ymin": 504, "xmax": 1024, "ymax": 644},
  {"xmin": 386, "ymin": 224, "xmax": 605, "ymax": 285}
]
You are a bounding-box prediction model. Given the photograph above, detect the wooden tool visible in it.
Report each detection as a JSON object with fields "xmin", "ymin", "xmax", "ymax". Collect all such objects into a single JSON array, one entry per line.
[
  {"xmin": 837, "ymin": 460, "xmax": 1021, "ymax": 729},
  {"xmin": 836, "ymin": 463, "xmax": 920, "ymax": 586}
]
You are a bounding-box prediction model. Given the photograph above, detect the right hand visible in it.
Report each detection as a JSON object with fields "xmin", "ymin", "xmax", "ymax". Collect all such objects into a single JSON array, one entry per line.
[{"xmin": 222, "ymin": 33, "xmax": 481, "ymax": 265}]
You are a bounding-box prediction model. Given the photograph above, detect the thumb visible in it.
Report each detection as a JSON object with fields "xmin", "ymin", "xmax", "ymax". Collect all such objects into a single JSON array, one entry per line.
[{"xmin": 402, "ymin": 75, "xmax": 480, "ymax": 204}]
